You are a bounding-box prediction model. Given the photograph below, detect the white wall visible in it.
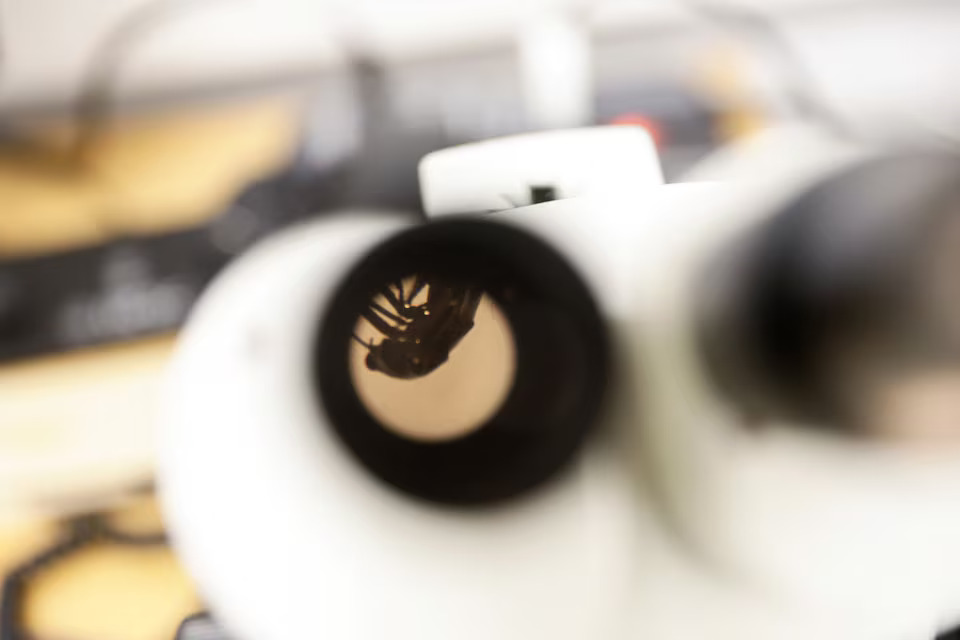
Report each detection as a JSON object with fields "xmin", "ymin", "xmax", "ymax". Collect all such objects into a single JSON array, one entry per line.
[{"xmin": 0, "ymin": 0, "xmax": 957, "ymax": 148}]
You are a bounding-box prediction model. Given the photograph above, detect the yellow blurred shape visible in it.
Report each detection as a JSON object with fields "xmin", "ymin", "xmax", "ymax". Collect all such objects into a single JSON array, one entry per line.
[
  {"xmin": 694, "ymin": 42, "xmax": 770, "ymax": 142},
  {"xmin": 0, "ymin": 496, "xmax": 199, "ymax": 640},
  {"xmin": 0, "ymin": 333, "xmax": 174, "ymax": 393},
  {"xmin": 0, "ymin": 335, "xmax": 176, "ymax": 521},
  {"xmin": 25, "ymin": 544, "xmax": 198, "ymax": 640},
  {"xmin": 0, "ymin": 97, "xmax": 301, "ymax": 258}
]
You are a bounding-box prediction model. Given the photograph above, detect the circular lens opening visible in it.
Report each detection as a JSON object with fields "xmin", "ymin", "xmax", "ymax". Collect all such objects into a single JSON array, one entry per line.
[
  {"xmin": 349, "ymin": 276, "xmax": 517, "ymax": 442},
  {"xmin": 316, "ymin": 218, "xmax": 609, "ymax": 505}
]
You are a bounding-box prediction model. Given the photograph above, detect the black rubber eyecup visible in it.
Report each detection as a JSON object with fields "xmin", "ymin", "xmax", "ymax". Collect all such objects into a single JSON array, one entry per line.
[{"xmin": 315, "ymin": 217, "xmax": 609, "ymax": 506}]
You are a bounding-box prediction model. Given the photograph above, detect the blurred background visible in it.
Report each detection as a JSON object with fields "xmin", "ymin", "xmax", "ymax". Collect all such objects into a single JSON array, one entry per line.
[{"xmin": 0, "ymin": 0, "xmax": 957, "ymax": 638}]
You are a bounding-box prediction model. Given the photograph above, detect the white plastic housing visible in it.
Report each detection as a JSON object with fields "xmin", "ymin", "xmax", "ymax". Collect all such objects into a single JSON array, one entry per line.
[
  {"xmin": 418, "ymin": 126, "xmax": 663, "ymax": 218},
  {"xmin": 158, "ymin": 183, "xmax": 859, "ymax": 640},
  {"xmin": 158, "ymin": 126, "xmax": 960, "ymax": 640},
  {"xmin": 631, "ymin": 126, "xmax": 960, "ymax": 640},
  {"xmin": 157, "ymin": 211, "xmax": 645, "ymax": 640}
]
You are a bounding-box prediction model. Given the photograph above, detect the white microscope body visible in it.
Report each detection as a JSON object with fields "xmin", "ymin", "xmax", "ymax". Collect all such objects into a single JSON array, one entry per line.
[{"xmin": 158, "ymin": 126, "xmax": 960, "ymax": 640}]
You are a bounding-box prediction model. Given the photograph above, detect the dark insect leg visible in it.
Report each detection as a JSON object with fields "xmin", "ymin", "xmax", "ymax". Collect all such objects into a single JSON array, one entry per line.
[
  {"xmin": 456, "ymin": 287, "xmax": 484, "ymax": 324},
  {"xmin": 405, "ymin": 275, "xmax": 429, "ymax": 305},
  {"xmin": 352, "ymin": 333, "xmax": 371, "ymax": 349},
  {"xmin": 362, "ymin": 308, "xmax": 407, "ymax": 340},
  {"xmin": 380, "ymin": 287, "xmax": 416, "ymax": 319},
  {"xmin": 370, "ymin": 301, "xmax": 409, "ymax": 325}
]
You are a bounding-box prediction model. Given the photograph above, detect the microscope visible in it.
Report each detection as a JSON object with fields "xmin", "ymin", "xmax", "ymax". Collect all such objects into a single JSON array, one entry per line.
[{"xmin": 158, "ymin": 124, "xmax": 960, "ymax": 640}]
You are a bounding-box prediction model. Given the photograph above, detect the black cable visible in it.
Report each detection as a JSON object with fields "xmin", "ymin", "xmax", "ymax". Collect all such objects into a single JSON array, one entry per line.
[
  {"xmin": 70, "ymin": 0, "xmax": 230, "ymax": 167},
  {"xmin": 68, "ymin": 0, "xmax": 232, "ymax": 244},
  {"xmin": 0, "ymin": 0, "xmax": 223, "ymax": 166},
  {"xmin": 0, "ymin": 512, "xmax": 167, "ymax": 640},
  {"xmin": 0, "ymin": 0, "xmax": 228, "ymax": 248}
]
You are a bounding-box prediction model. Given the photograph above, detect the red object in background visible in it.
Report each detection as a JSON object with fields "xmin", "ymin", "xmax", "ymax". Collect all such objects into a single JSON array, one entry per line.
[{"xmin": 609, "ymin": 113, "xmax": 664, "ymax": 147}]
